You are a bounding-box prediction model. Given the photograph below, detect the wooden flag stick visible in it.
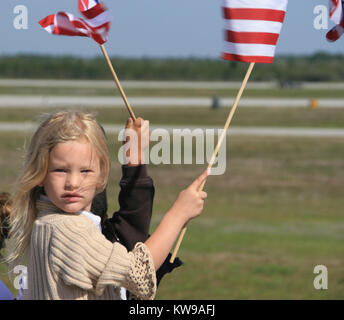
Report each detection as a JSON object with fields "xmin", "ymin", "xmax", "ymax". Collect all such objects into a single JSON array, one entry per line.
[
  {"xmin": 170, "ymin": 62, "xmax": 256, "ymax": 263},
  {"xmin": 100, "ymin": 44, "xmax": 137, "ymax": 121}
]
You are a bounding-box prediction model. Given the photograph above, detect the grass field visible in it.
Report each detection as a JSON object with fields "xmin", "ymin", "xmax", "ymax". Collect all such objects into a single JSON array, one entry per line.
[
  {"xmin": 0, "ymin": 84, "xmax": 343, "ymax": 300},
  {"xmin": 0, "ymin": 133, "xmax": 343, "ymax": 299},
  {"xmin": 1, "ymin": 106, "xmax": 344, "ymax": 129}
]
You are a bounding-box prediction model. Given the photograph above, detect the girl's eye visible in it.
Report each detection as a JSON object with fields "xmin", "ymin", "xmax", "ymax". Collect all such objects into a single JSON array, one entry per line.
[
  {"xmin": 81, "ymin": 169, "xmax": 91, "ymax": 173},
  {"xmin": 54, "ymin": 169, "xmax": 66, "ymax": 173}
]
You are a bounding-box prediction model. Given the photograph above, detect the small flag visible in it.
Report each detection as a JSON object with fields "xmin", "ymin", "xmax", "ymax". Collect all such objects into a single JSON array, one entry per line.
[
  {"xmin": 326, "ymin": 0, "xmax": 344, "ymax": 42},
  {"xmin": 222, "ymin": 0, "xmax": 288, "ymax": 63},
  {"xmin": 39, "ymin": 1, "xmax": 111, "ymax": 45}
]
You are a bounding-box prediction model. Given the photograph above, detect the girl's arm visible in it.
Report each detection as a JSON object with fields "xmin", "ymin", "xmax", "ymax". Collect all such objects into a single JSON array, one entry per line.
[
  {"xmin": 102, "ymin": 164, "xmax": 154, "ymax": 249},
  {"xmin": 102, "ymin": 117, "xmax": 153, "ymax": 249},
  {"xmin": 145, "ymin": 170, "xmax": 209, "ymax": 270}
]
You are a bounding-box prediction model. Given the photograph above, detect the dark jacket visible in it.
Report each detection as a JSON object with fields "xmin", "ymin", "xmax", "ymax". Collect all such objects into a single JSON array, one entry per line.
[
  {"xmin": 91, "ymin": 165, "xmax": 182, "ymax": 287},
  {"xmin": 0, "ymin": 217, "xmax": 9, "ymax": 252}
]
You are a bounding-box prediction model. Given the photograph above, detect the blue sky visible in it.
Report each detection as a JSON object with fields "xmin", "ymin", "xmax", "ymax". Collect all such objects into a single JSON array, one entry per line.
[{"xmin": 0, "ymin": 0, "xmax": 342, "ymax": 58}]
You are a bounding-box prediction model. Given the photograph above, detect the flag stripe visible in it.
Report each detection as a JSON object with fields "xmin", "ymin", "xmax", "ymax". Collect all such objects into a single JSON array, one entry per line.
[
  {"xmin": 55, "ymin": 26, "xmax": 88, "ymax": 37},
  {"xmin": 223, "ymin": 0, "xmax": 288, "ymax": 10},
  {"xmin": 226, "ymin": 30, "xmax": 279, "ymax": 45},
  {"xmin": 327, "ymin": 24, "xmax": 344, "ymax": 42},
  {"xmin": 79, "ymin": 0, "xmax": 99, "ymax": 11},
  {"xmin": 222, "ymin": 52, "xmax": 273, "ymax": 63},
  {"xmin": 85, "ymin": 11, "xmax": 111, "ymax": 28},
  {"xmin": 55, "ymin": 13, "xmax": 87, "ymax": 33},
  {"xmin": 223, "ymin": 41, "xmax": 276, "ymax": 57},
  {"xmin": 223, "ymin": 8, "xmax": 286, "ymax": 22},
  {"xmin": 39, "ymin": 14, "xmax": 55, "ymax": 29},
  {"xmin": 224, "ymin": 19, "xmax": 283, "ymax": 33},
  {"xmin": 329, "ymin": 0, "xmax": 342, "ymax": 23},
  {"xmin": 79, "ymin": 0, "xmax": 87, "ymax": 11},
  {"xmin": 326, "ymin": 0, "xmax": 344, "ymax": 41},
  {"xmin": 81, "ymin": 3, "xmax": 106, "ymax": 19},
  {"xmin": 44, "ymin": 25, "xmax": 55, "ymax": 33},
  {"xmin": 71, "ymin": 20, "xmax": 90, "ymax": 31}
]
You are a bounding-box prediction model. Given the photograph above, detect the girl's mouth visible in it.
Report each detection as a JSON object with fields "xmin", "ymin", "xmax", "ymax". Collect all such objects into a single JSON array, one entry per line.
[{"xmin": 62, "ymin": 193, "xmax": 82, "ymax": 202}]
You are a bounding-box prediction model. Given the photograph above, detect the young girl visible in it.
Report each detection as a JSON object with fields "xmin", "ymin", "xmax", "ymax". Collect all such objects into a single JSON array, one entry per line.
[{"xmin": 6, "ymin": 110, "xmax": 208, "ymax": 300}]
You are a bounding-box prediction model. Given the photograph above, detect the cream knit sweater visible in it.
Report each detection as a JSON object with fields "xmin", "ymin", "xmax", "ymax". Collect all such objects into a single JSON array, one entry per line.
[{"xmin": 23, "ymin": 199, "xmax": 156, "ymax": 300}]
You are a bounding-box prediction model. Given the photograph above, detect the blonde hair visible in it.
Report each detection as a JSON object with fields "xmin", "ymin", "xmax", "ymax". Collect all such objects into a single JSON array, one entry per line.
[{"xmin": 6, "ymin": 110, "xmax": 110, "ymax": 268}]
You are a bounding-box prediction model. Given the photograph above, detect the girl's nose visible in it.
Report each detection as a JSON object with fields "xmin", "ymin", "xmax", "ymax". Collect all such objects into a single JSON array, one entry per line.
[{"xmin": 65, "ymin": 172, "xmax": 80, "ymax": 190}]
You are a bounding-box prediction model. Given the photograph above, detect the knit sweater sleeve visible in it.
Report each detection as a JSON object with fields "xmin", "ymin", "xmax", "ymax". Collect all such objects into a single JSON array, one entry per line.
[{"xmin": 49, "ymin": 216, "xmax": 156, "ymax": 299}]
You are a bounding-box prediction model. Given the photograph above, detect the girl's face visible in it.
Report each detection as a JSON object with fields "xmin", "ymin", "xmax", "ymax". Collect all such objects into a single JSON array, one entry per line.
[{"xmin": 41, "ymin": 137, "xmax": 102, "ymax": 213}]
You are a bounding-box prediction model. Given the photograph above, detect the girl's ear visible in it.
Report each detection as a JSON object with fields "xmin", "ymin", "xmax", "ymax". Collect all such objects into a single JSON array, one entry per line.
[
  {"xmin": 95, "ymin": 179, "xmax": 103, "ymax": 190},
  {"xmin": 96, "ymin": 174, "xmax": 105, "ymax": 190}
]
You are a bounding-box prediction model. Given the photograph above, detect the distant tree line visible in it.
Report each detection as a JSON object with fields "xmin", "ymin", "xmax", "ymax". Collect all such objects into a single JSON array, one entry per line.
[{"xmin": 0, "ymin": 52, "xmax": 343, "ymax": 81}]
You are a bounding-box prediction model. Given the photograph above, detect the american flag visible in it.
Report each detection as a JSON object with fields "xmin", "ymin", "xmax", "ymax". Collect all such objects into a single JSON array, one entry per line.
[
  {"xmin": 222, "ymin": 0, "xmax": 288, "ymax": 63},
  {"xmin": 39, "ymin": 1, "xmax": 111, "ymax": 45},
  {"xmin": 326, "ymin": 0, "xmax": 344, "ymax": 42}
]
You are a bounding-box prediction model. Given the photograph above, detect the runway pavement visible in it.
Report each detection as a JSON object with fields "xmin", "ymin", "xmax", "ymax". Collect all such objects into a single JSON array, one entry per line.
[
  {"xmin": 0, "ymin": 95, "xmax": 343, "ymax": 108},
  {"xmin": 1, "ymin": 122, "xmax": 344, "ymax": 137},
  {"xmin": 1, "ymin": 79, "xmax": 344, "ymax": 90},
  {"xmin": 0, "ymin": 79, "xmax": 275, "ymax": 89}
]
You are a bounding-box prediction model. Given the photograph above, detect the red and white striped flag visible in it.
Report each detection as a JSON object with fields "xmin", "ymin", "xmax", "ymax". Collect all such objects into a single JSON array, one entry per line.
[
  {"xmin": 222, "ymin": 0, "xmax": 288, "ymax": 63},
  {"xmin": 39, "ymin": 1, "xmax": 111, "ymax": 45},
  {"xmin": 326, "ymin": 0, "xmax": 344, "ymax": 42}
]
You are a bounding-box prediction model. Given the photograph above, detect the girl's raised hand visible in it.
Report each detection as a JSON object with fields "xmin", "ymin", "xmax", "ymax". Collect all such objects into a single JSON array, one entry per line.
[
  {"xmin": 170, "ymin": 169, "xmax": 209, "ymax": 223},
  {"xmin": 124, "ymin": 117, "xmax": 150, "ymax": 166},
  {"xmin": 144, "ymin": 169, "xmax": 209, "ymax": 270}
]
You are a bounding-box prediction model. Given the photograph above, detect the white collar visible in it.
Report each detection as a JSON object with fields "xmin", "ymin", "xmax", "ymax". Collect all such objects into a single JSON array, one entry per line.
[
  {"xmin": 79, "ymin": 210, "xmax": 101, "ymax": 230},
  {"xmin": 39, "ymin": 194, "xmax": 101, "ymax": 230}
]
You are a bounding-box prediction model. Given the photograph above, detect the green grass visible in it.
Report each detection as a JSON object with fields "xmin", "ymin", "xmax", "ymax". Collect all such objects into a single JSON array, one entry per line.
[
  {"xmin": 1, "ymin": 82, "xmax": 343, "ymax": 300},
  {"xmin": 1, "ymin": 131, "xmax": 343, "ymax": 299},
  {"xmin": 1, "ymin": 106, "xmax": 344, "ymax": 128}
]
